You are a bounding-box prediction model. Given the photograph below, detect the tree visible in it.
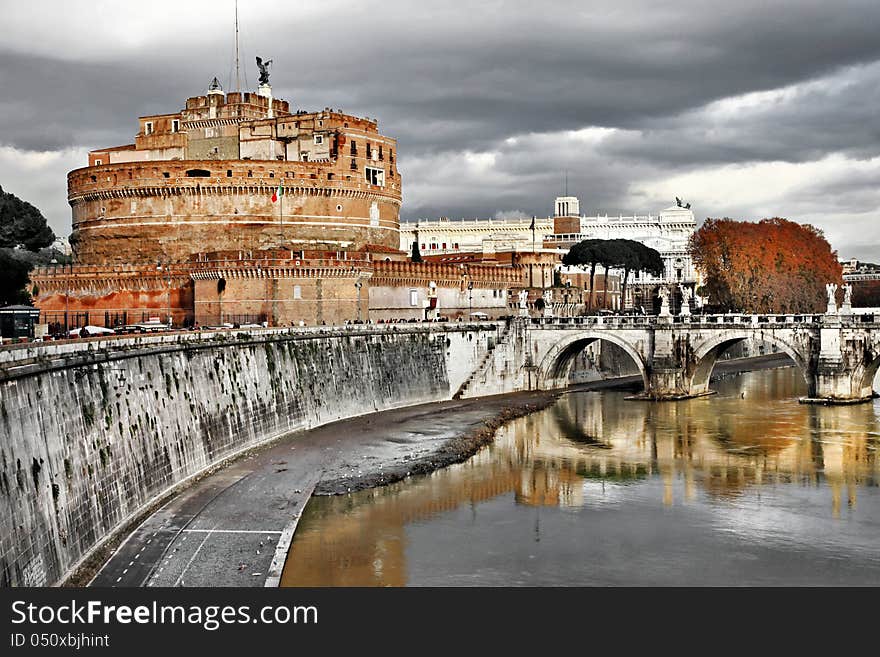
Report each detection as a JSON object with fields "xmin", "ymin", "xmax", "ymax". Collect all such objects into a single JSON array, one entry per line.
[
  {"xmin": 564, "ymin": 238, "xmax": 664, "ymax": 310},
  {"xmin": 0, "ymin": 249, "xmax": 34, "ymax": 306},
  {"xmin": 0, "ymin": 186, "xmax": 57, "ymax": 306},
  {"xmin": 689, "ymin": 217, "xmax": 842, "ymax": 313},
  {"xmin": 605, "ymin": 239, "xmax": 664, "ymax": 308},
  {"xmin": 563, "ymin": 239, "xmax": 608, "ymax": 310},
  {"xmin": 0, "ymin": 185, "xmax": 55, "ymax": 251}
]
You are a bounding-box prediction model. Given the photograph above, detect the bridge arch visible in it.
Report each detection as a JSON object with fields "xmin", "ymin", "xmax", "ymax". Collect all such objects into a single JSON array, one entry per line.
[
  {"xmin": 856, "ymin": 351, "xmax": 880, "ymax": 398},
  {"xmin": 689, "ymin": 332, "xmax": 811, "ymax": 395},
  {"xmin": 537, "ymin": 332, "xmax": 649, "ymax": 392}
]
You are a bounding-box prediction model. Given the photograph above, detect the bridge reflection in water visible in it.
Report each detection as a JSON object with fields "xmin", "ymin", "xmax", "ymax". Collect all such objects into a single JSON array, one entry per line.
[{"xmin": 281, "ymin": 368, "xmax": 880, "ymax": 586}]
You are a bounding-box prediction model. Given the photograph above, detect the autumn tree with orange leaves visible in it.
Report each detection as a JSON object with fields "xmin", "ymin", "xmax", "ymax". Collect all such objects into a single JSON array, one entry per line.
[{"xmin": 689, "ymin": 218, "xmax": 842, "ymax": 313}]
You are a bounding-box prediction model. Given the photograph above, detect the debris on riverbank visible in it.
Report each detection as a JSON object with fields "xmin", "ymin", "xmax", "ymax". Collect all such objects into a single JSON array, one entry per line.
[{"xmin": 315, "ymin": 391, "xmax": 560, "ymax": 495}]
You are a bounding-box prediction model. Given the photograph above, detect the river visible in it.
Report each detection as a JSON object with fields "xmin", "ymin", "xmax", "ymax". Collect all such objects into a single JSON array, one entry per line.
[{"xmin": 281, "ymin": 367, "xmax": 880, "ymax": 586}]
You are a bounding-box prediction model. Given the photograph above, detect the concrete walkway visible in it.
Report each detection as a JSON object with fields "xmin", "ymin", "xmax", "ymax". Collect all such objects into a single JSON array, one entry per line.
[{"xmin": 90, "ymin": 393, "xmax": 551, "ymax": 587}]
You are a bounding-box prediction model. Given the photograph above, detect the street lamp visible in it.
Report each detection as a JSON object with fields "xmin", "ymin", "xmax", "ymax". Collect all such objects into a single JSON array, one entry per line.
[{"xmin": 467, "ymin": 281, "xmax": 474, "ymax": 318}]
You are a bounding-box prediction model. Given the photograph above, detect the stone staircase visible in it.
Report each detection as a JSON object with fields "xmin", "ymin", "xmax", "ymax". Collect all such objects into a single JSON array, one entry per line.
[{"xmin": 453, "ymin": 322, "xmax": 512, "ymax": 399}]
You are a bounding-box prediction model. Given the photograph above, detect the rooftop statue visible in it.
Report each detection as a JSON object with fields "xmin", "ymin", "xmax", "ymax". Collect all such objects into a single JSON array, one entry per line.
[{"xmin": 256, "ymin": 56, "xmax": 272, "ymax": 85}]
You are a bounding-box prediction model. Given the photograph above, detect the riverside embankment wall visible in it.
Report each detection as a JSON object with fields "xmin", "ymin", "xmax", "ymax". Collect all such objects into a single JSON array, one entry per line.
[{"xmin": 0, "ymin": 323, "xmax": 502, "ymax": 587}]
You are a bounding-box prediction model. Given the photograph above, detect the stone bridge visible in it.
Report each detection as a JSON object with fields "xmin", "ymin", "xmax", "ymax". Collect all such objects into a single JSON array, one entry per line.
[{"xmin": 460, "ymin": 312, "xmax": 880, "ymax": 404}]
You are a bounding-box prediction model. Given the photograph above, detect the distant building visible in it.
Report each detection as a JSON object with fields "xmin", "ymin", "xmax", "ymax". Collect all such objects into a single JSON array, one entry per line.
[
  {"xmin": 401, "ymin": 195, "xmax": 699, "ymax": 311},
  {"xmin": 400, "ymin": 216, "xmax": 554, "ymax": 256}
]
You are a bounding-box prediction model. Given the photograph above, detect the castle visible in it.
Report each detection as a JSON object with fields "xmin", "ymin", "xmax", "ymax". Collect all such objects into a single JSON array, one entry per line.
[{"xmin": 32, "ymin": 80, "xmax": 524, "ymax": 329}]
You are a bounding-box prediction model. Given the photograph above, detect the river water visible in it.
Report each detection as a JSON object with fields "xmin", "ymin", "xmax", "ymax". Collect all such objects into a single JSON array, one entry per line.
[{"xmin": 281, "ymin": 367, "xmax": 880, "ymax": 586}]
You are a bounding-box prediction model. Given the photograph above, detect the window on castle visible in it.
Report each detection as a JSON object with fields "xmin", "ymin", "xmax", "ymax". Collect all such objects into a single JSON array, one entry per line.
[
  {"xmin": 185, "ymin": 169, "xmax": 210, "ymax": 177},
  {"xmin": 442, "ymin": 243, "xmax": 447, "ymax": 250},
  {"xmin": 227, "ymin": 170, "xmax": 233, "ymax": 177},
  {"xmin": 94, "ymin": 159, "xmax": 102, "ymax": 166},
  {"xmin": 350, "ymin": 140, "xmax": 357, "ymax": 155},
  {"xmin": 314, "ymin": 134, "xmax": 324, "ymax": 145},
  {"xmin": 301, "ymin": 153, "xmax": 309, "ymax": 162},
  {"xmin": 145, "ymin": 121, "xmax": 153, "ymax": 135},
  {"xmin": 409, "ymin": 290, "xmax": 418, "ymax": 306},
  {"xmin": 378, "ymin": 145, "xmax": 383, "ymax": 160},
  {"xmin": 365, "ymin": 167, "xmax": 384, "ymax": 186},
  {"xmin": 293, "ymin": 285, "xmax": 302, "ymax": 299},
  {"xmin": 172, "ymin": 119, "xmax": 180, "ymax": 133}
]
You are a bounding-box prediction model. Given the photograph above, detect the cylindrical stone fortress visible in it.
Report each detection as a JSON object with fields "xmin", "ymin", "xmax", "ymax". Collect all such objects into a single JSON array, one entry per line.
[{"xmin": 68, "ymin": 84, "xmax": 402, "ymax": 264}]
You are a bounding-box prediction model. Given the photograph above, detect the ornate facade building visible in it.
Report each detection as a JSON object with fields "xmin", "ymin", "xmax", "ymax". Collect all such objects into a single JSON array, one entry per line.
[{"xmin": 400, "ymin": 216, "xmax": 554, "ymax": 256}]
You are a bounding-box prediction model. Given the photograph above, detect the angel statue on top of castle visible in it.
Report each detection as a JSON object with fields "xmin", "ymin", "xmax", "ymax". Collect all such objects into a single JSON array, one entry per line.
[{"xmin": 256, "ymin": 56, "xmax": 272, "ymax": 85}]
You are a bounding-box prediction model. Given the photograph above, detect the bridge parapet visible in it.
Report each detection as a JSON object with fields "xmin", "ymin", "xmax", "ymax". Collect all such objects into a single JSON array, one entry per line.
[
  {"xmin": 528, "ymin": 313, "xmax": 876, "ymax": 331},
  {"xmin": 466, "ymin": 315, "xmax": 880, "ymax": 404}
]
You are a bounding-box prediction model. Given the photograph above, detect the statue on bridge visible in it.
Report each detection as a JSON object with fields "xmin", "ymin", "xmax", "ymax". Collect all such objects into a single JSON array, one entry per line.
[
  {"xmin": 825, "ymin": 283, "xmax": 839, "ymax": 314},
  {"xmin": 542, "ymin": 289, "xmax": 554, "ymax": 318},
  {"xmin": 518, "ymin": 289, "xmax": 530, "ymax": 317},
  {"xmin": 679, "ymin": 285, "xmax": 692, "ymax": 316},
  {"xmin": 840, "ymin": 284, "xmax": 853, "ymax": 313},
  {"xmin": 658, "ymin": 286, "xmax": 671, "ymax": 317}
]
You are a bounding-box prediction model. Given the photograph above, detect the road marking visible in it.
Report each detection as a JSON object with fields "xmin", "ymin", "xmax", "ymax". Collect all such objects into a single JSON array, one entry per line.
[
  {"xmin": 173, "ymin": 524, "xmax": 217, "ymax": 587},
  {"xmin": 181, "ymin": 529, "xmax": 283, "ymax": 534}
]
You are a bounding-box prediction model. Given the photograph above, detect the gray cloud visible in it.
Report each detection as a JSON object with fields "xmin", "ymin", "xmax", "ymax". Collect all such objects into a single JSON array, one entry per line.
[{"xmin": 0, "ymin": 0, "xmax": 878, "ymax": 259}]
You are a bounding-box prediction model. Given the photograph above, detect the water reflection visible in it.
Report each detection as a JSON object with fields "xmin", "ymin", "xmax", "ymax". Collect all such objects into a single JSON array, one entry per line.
[{"xmin": 282, "ymin": 368, "xmax": 880, "ymax": 586}]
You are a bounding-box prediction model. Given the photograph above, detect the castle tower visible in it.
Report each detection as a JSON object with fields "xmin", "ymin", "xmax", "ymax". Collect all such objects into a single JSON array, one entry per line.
[
  {"xmin": 67, "ymin": 88, "xmax": 402, "ymax": 264},
  {"xmin": 554, "ymin": 196, "xmax": 581, "ymax": 235}
]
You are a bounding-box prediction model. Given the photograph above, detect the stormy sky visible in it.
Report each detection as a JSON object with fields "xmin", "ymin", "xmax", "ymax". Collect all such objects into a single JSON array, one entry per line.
[{"xmin": 1, "ymin": 0, "xmax": 878, "ymax": 259}]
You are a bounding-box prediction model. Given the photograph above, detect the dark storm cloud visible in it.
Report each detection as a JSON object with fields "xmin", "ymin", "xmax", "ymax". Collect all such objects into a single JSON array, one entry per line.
[
  {"xmin": 5, "ymin": 1, "xmax": 880, "ymax": 155},
  {"xmin": 598, "ymin": 61, "xmax": 880, "ymax": 167},
  {"xmin": 0, "ymin": 0, "xmax": 878, "ymax": 259},
  {"xmin": 0, "ymin": 51, "xmax": 199, "ymax": 151}
]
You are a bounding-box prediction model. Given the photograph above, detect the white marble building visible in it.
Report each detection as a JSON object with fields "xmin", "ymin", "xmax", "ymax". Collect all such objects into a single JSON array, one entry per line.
[
  {"xmin": 400, "ymin": 195, "xmax": 700, "ymax": 310},
  {"xmin": 545, "ymin": 201, "xmax": 698, "ymax": 285},
  {"xmin": 399, "ymin": 216, "xmax": 554, "ymax": 256}
]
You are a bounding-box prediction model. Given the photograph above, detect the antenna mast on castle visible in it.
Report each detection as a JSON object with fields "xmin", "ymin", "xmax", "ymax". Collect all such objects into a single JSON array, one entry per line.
[{"xmin": 234, "ymin": 0, "xmax": 241, "ymax": 92}]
